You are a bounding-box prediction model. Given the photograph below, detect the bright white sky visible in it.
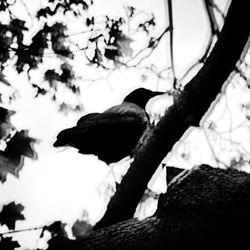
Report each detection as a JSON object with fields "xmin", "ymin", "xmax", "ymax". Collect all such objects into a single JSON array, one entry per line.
[{"xmin": 2, "ymin": 0, "xmax": 246, "ymax": 249}]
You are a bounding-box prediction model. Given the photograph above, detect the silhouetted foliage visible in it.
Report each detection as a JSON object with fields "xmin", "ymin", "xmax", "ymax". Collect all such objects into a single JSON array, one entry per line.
[
  {"xmin": 0, "ymin": 236, "xmax": 20, "ymax": 250},
  {"xmin": 0, "ymin": 202, "xmax": 25, "ymax": 230}
]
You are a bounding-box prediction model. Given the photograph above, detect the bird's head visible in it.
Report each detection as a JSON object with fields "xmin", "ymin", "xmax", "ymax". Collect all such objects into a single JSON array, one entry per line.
[{"xmin": 123, "ymin": 88, "xmax": 165, "ymax": 109}]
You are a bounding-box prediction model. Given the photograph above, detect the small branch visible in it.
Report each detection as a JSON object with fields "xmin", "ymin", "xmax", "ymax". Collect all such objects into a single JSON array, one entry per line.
[
  {"xmin": 208, "ymin": 0, "xmax": 226, "ymax": 19},
  {"xmin": 204, "ymin": 0, "xmax": 220, "ymax": 36},
  {"xmin": 167, "ymin": 0, "xmax": 177, "ymax": 88},
  {"xmin": 124, "ymin": 26, "xmax": 169, "ymax": 66},
  {"xmin": 202, "ymin": 128, "xmax": 226, "ymax": 167},
  {"xmin": 66, "ymin": 28, "xmax": 102, "ymax": 37},
  {"xmin": 235, "ymin": 66, "xmax": 249, "ymax": 83},
  {"xmin": 20, "ymin": 0, "xmax": 33, "ymax": 26},
  {"xmin": 0, "ymin": 226, "xmax": 44, "ymax": 236},
  {"xmin": 178, "ymin": 34, "xmax": 214, "ymax": 83},
  {"xmin": 178, "ymin": 0, "xmax": 223, "ymax": 84}
]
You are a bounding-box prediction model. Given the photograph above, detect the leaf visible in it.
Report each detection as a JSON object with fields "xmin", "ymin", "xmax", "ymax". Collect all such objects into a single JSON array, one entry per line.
[
  {"xmin": 37, "ymin": 0, "xmax": 91, "ymax": 19},
  {"xmin": 50, "ymin": 22, "xmax": 67, "ymax": 39},
  {"xmin": 0, "ymin": 202, "xmax": 25, "ymax": 229},
  {"xmin": 15, "ymin": 50, "xmax": 39, "ymax": 73},
  {"xmin": 42, "ymin": 221, "xmax": 68, "ymax": 238},
  {"xmin": 74, "ymin": 104, "xmax": 83, "ymax": 112},
  {"xmin": 0, "ymin": 236, "xmax": 20, "ymax": 250},
  {"xmin": 32, "ymin": 83, "xmax": 47, "ymax": 97},
  {"xmin": 37, "ymin": 7, "xmax": 54, "ymax": 19},
  {"xmin": 10, "ymin": 19, "xmax": 28, "ymax": 32},
  {"xmin": 230, "ymin": 155, "xmax": 245, "ymax": 169},
  {"xmin": 44, "ymin": 69, "xmax": 60, "ymax": 88},
  {"xmin": 52, "ymin": 38, "xmax": 73, "ymax": 58},
  {"xmin": 138, "ymin": 15, "xmax": 156, "ymax": 33},
  {"xmin": 60, "ymin": 62, "xmax": 75, "ymax": 84},
  {"xmin": 9, "ymin": 19, "xmax": 28, "ymax": 47},
  {"xmin": 0, "ymin": 1, "xmax": 10, "ymax": 11},
  {"xmin": 58, "ymin": 102, "xmax": 69, "ymax": 113},
  {"xmin": 0, "ymin": 171, "xmax": 7, "ymax": 183},
  {"xmin": 86, "ymin": 17, "xmax": 94, "ymax": 26},
  {"xmin": 5, "ymin": 130, "xmax": 37, "ymax": 160},
  {"xmin": 0, "ymin": 71, "xmax": 11, "ymax": 86},
  {"xmin": 50, "ymin": 23, "xmax": 73, "ymax": 58},
  {"xmin": 71, "ymin": 219, "xmax": 92, "ymax": 238},
  {"xmin": 0, "ymin": 122, "xmax": 13, "ymax": 140},
  {"xmin": 0, "ymin": 150, "xmax": 23, "ymax": 180},
  {"xmin": 0, "ymin": 107, "xmax": 15, "ymax": 140},
  {"xmin": 69, "ymin": 84, "xmax": 80, "ymax": 94},
  {"xmin": 0, "ymin": 24, "xmax": 13, "ymax": 64},
  {"xmin": 29, "ymin": 25, "xmax": 50, "ymax": 57},
  {"xmin": 46, "ymin": 236, "xmax": 72, "ymax": 250},
  {"xmin": 0, "ymin": 107, "xmax": 15, "ymax": 123}
]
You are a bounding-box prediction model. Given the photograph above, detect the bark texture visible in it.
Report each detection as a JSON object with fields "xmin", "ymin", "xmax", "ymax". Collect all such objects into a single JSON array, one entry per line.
[
  {"xmin": 95, "ymin": 0, "xmax": 250, "ymax": 229},
  {"xmin": 48, "ymin": 165, "xmax": 250, "ymax": 250}
]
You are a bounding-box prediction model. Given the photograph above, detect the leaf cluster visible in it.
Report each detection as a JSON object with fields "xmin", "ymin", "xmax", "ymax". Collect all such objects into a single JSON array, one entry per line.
[
  {"xmin": 0, "ymin": 107, "xmax": 37, "ymax": 183},
  {"xmin": 0, "ymin": 0, "xmax": 163, "ymax": 113},
  {"xmin": 0, "ymin": 201, "xmax": 24, "ymax": 250},
  {"xmin": 0, "ymin": 202, "xmax": 92, "ymax": 250},
  {"xmin": 37, "ymin": 0, "xmax": 93, "ymax": 19}
]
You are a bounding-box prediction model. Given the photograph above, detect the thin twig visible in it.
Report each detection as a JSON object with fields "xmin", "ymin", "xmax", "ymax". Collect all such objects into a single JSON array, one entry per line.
[
  {"xmin": 202, "ymin": 128, "xmax": 226, "ymax": 167},
  {"xmin": 178, "ymin": 0, "xmax": 222, "ymax": 84},
  {"xmin": 20, "ymin": 0, "xmax": 33, "ymax": 26},
  {"xmin": 204, "ymin": 0, "xmax": 220, "ymax": 36},
  {"xmin": 124, "ymin": 26, "xmax": 169, "ymax": 66},
  {"xmin": 167, "ymin": 0, "xmax": 177, "ymax": 88},
  {"xmin": 208, "ymin": 0, "xmax": 226, "ymax": 19},
  {"xmin": 0, "ymin": 226, "xmax": 44, "ymax": 236},
  {"xmin": 178, "ymin": 34, "xmax": 214, "ymax": 83}
]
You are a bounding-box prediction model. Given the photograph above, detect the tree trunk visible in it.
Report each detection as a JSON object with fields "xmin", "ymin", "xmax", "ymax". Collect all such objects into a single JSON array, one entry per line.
[
  {"xmin": 48, "ymin": 165, "xmax": 250, "ymax": 250},
  {"xmin": 94, "ymin": 0, "xmax": 250, "ymax": 229}
]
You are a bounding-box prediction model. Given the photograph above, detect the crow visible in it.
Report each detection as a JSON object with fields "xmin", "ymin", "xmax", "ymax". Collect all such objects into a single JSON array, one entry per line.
[{"xmin": 53, "ymin": 88, "xmax": 164, "ymax": 164}]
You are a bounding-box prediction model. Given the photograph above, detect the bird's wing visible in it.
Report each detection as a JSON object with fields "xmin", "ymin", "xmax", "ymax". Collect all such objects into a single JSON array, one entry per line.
[
  {"xmin": 76, "ymin": 103, "xmax": 147, "ymax": 129},
  {"xmin": 76, "ymin": 112, "xmax": 100, "ymax": 126},
  {"xmin": 103, "ymin": 102, "xmax": 147, "ymax": 122},
  {"xmin": 53, "ymin": 103, "xmax": 148, "ymax": 147}
]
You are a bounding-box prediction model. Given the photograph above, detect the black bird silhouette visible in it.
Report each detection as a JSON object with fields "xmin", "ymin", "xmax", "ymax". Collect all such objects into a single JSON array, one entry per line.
[{"xmin": 53, "ymin": 88, "xmax": 164, "ymax": 164}]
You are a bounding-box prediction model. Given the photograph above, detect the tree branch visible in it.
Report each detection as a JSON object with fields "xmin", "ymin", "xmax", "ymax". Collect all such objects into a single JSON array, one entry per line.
[
  {"xmin": 94, "ymin": 0, "xmax": 250, "ymax": 229},
  {"xmin": 50, "ymin": 165, "xmax": 250, "ymax": 250}
]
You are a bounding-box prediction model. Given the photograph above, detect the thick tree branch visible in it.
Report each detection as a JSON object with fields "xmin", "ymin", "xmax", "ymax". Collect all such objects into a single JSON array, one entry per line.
[
  {"xmin": 95, "ymin": 0, "xmax": 250, "ymax": 229},
  {"xmin": 50, "ymin": 165, "xmax": 250, "ymax": 249}
]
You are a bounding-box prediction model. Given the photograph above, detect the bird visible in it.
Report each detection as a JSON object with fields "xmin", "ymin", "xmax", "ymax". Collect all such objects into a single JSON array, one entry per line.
[{"xmin": 53, "ymin": 88, "xmax": 164, "ymax": 164}]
